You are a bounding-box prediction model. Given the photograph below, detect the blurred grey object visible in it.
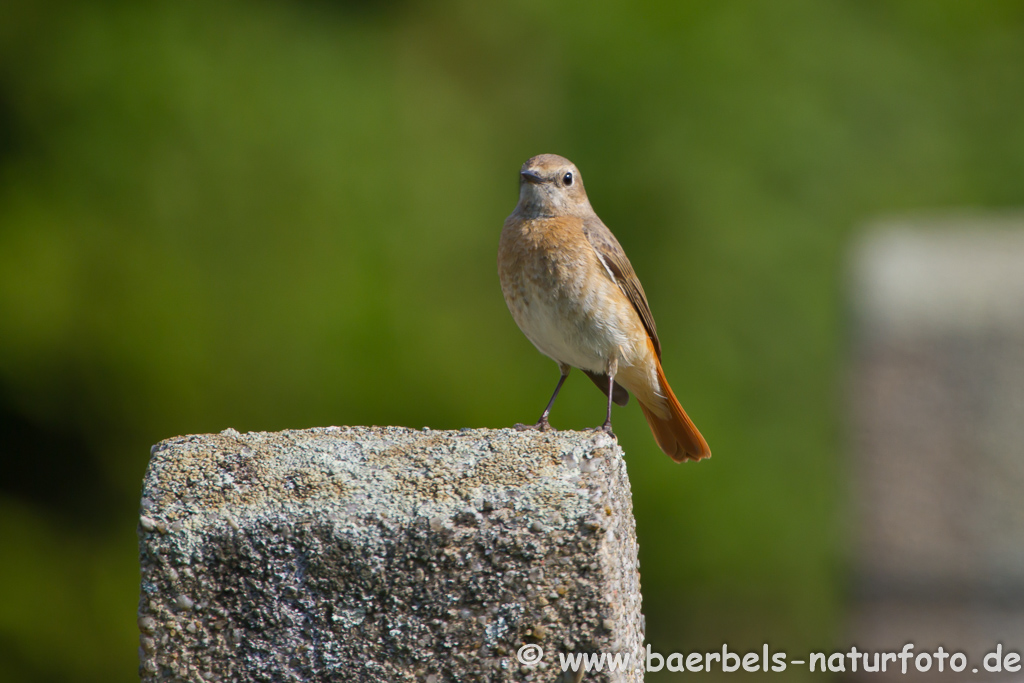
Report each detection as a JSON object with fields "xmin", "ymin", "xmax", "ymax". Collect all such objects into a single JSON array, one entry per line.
[
  {"xmin": 849, "ymin": 217, "xmax": 1024, "ymax": 681},
  {"xmin": 138, "ymin": 426, "xmax": 643, "ymax": 683}
]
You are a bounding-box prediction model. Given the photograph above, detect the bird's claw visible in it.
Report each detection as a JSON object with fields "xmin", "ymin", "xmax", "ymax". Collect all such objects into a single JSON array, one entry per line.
[
  {"xmin": 584, "ymin": 424, "xmax": 616, "ymax": 439},
  {"xmin": 515, "ymin": 420, "xmax": 554, "ymax": 432}
]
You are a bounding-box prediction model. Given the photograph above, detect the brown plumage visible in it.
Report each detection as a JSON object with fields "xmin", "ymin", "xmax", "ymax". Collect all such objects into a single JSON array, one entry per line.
[{"xmin": 498, "ymin": 154, "xmax": 710, "ymax": 462}]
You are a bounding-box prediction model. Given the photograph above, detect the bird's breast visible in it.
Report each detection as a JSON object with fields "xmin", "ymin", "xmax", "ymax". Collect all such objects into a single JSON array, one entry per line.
[{"xmin": 498, "ymin": 215, "xmax": 646, "ymax": 372}]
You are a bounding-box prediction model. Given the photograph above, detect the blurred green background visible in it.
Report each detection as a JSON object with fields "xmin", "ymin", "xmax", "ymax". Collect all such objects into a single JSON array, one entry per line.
[{"xmin": 2, "ymin": 0, "xmax": 1024, "ymax": 680}]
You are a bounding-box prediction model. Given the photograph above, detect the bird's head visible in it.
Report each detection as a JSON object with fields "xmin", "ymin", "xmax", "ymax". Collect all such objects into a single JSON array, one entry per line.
[{"xmin": 516, "ymin": 154, "xmax": 592, "ymax": 217}]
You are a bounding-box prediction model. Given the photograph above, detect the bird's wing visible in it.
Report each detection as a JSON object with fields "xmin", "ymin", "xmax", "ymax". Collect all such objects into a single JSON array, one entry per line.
[{"xmin": 582, "ymin": 215, "xmax": 662, "ymax": 359}]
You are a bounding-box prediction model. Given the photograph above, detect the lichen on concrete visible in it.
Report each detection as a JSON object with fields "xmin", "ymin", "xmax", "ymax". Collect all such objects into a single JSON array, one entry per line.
[{"xmin": 138, "ymin": 426, "xmax": 644, "ymax": 682}]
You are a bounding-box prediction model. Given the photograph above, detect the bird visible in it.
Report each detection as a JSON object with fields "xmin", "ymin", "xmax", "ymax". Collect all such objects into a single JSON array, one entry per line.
[{"xmin": 497, "ymin": 154, "xmax": 710, "ymax": 462}]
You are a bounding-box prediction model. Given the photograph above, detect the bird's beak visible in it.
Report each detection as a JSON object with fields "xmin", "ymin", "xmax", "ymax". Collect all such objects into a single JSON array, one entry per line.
[{"xmin": 520, "ymin": 170, "xmax": 543, "ymax": 185}]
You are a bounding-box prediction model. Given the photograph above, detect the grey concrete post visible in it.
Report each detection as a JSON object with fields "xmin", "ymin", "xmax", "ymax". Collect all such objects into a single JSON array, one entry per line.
[{"xmin": 138, "ymin": 427, "xmax": 645, "ymax": 682}]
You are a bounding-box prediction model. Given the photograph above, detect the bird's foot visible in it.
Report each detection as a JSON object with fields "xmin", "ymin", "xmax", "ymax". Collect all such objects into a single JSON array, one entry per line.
[
  {"xmin": 515, "ymin": 419, "xmax": 554, "ymax": 432},
  {"xmin": 584, "ymin": 423, "xmax": 616, "ymax": 439}
]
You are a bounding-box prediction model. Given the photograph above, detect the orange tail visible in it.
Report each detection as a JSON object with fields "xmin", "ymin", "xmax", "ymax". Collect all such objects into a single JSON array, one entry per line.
[{"xmin": 638, "ymin": 358, "xmax": 711, "ymax": 463}]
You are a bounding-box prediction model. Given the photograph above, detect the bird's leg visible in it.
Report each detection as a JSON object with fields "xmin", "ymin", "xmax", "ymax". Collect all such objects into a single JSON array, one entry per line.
[
  {"xmin": 586, "ymin": 357, "xmax": 617, "ymax": 437},
  {"xmin": 600, "ymin": 371, "xmax": 615, "ymax": 434},
  {"xmin": 515, "ymin": 364, "xmax": 570, "ymax": 432}
]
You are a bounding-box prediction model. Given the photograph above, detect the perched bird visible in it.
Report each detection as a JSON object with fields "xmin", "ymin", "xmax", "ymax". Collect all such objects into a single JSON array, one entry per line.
[{"xmin": 498, "ymin": 154, "xmax": 710, "ymax": 462}]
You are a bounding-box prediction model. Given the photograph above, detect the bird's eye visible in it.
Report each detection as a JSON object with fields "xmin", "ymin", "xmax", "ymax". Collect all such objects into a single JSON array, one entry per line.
[{"xmin": 563, "ymin": 172, "xmax": 574, "ymax": 186}]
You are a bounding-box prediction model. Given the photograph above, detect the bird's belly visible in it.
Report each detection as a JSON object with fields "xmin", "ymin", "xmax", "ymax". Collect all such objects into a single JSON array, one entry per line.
[{"xmin": 503, "ymin": 270, "xmax": 641, "ymax": 373}]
